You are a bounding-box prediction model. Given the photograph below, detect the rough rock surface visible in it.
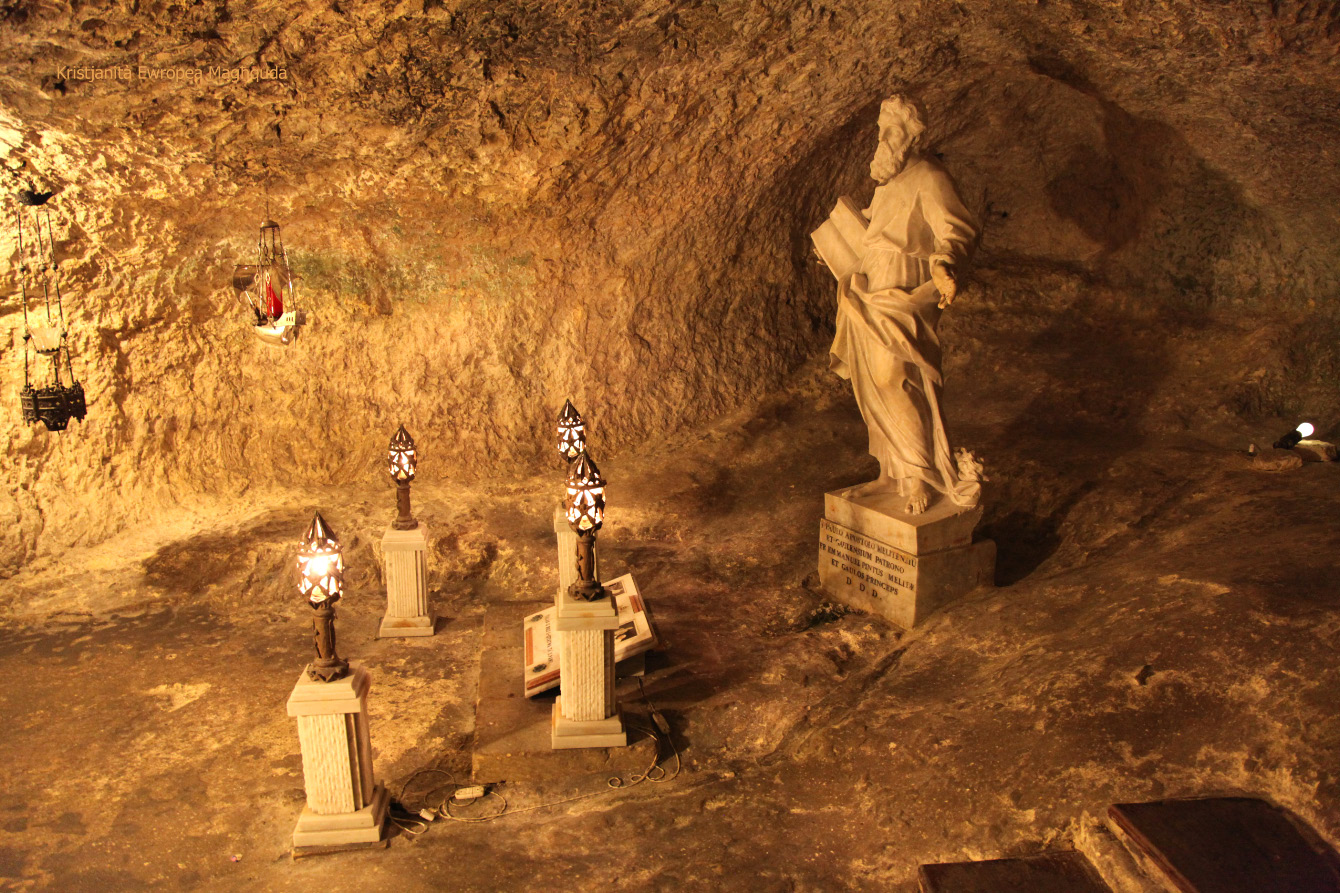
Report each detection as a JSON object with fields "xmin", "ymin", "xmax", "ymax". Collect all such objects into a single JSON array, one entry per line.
[
  {"xmin": 2, "ymin": 3, "xmax": 1340, "ymax": 888},
  {"xmin": 3, "ymin": 355, "xmax": 1340, "ymax": 891},
  {"xmin": 2, "ymin": 0, "xmax": 1339, "ymax": 574}
]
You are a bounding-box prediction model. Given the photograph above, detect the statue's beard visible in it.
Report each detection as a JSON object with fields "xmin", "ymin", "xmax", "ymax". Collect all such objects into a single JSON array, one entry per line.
[{"xmin": 870, "ymin": 140, "xmax": 910, "ymax": 183}]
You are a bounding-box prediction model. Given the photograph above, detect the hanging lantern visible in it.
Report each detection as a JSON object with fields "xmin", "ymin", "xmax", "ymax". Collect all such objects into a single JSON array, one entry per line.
[
  {"xmin": 557, "ymin": 399, "xmax": 585, "ymax": 462},
  {"xmin": 14, "ymin": 192, "xmax": 87, "ymax": 432},
  {"xmin": 297, "ymin": 512, "xmax": 344, "ymax": 607},
  {"xmin": 232, "ymin": 215, "xmax": 306, "ymax": 346},
  {"xmin": 388, "ymin": 424, "xmax": 417, "ymax": 483},
  {"xmin": 565, "ymin": 451, "xmax": 606, "ymax": 534}
]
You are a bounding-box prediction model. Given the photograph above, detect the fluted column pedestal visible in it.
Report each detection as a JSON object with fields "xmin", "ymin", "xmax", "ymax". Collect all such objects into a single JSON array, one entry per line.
[
  {"xmin": 286, "ymin": 663, "xmax": 389, "ymax": 847},
  {"xmin": 551, "ymin": 587, "xmax": 626, "ymax": 750},
  {"xmin": 379, "ymin": 525, "xmax": 434, "ymax": 637},
  {"xmin": 554, "ymin": 505, "xmax": 578, "ymax": 596}
]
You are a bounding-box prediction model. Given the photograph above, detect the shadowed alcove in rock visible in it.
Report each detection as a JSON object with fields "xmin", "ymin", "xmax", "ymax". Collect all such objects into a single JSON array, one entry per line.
[{"xmin": 3, "ymin": 1, "xmax": 1340, "ymax": 890}]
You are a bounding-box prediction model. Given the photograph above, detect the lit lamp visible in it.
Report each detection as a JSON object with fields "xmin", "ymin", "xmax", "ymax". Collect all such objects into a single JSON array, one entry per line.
[
  {"xmin": 287, "ymin": 512, "xmax": 389, "ymax": 849},
  {"xmin": 551, "ymin": 449, "xmax": 626, "ymax": 750},
  {"xmin": 557, "ymin": 399, "xmax": 586, "ymax": 463},
  {"xmin": 565, "ymin": 451, "xmax": 608, "ymax": 602},
  {"xmin": 1274, "ymin": 422, "xmax": 1315, "ymax": 451},
  {"xmin": 298, "ymin": 512, "xmax": 347, "ymax": 682},
  {"xmin": 553, "ymin": 400, "xmax": 589, "ymax": 597},
  {"xmin": 388, "ymin": 424, "xmax": 418, "ymax": 530},
  {"xmin": 379, "ymin": 424, "xmax": 434, "ymax": 637}
]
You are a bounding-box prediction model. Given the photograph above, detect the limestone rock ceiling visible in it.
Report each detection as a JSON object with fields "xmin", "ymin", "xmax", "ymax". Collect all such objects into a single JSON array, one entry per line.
[{"xmin": 0, "ymin": 0, "xmax": 1338, "ymax": 576}]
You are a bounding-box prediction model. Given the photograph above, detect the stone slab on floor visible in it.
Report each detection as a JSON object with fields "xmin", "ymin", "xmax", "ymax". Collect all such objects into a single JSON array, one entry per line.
[
  {"xmin": 918, "ymin": 851, "xmax": 1111, "ymax": 893},
  {"xmin": 921, "ymin": 847, "xmax": 1109, "ymax": 890},
  {"xmin": 1109, "ymin": 797, "xmax": 1340, "ymax": 893},
  {"xmin": 472, "ymin": 600, "xmax": 656, "ymax": 784}
]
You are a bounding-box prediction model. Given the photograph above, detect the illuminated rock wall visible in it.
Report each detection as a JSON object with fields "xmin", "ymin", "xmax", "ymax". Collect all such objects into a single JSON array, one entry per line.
[{"xmin": 1, "ymin": 1, "xmax": 1337, "ymax": 574}]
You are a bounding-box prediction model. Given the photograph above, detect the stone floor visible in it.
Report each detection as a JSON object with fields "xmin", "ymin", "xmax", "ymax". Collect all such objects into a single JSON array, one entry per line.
[{"xmin": 3, "ymin": 352, "xmax": 1339, "ymax": 892}]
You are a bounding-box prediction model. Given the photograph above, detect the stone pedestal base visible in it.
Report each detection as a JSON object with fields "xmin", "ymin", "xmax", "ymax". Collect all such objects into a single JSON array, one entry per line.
[
  {"xmin": 551, "ymin": 585, "xmax": 626, "ymax": 750},
  {"xmin": 473, "ymin": 600, "xmax": 655, "ymax": 782},
  {"xmin": 819, "ymin": 490, "xmax": 994, "ymax": 629},
  {"xmin": 286, "ymin": 663, "xmax": 386, "ymax": 848},
  {"xmin": 380, "ymin": 525, "xmax": 434, "ymax": 637},
  {"xmin": 293, "ymin": 784, "xmax": 390, "ymax": 848},
  {"xmin": 551, "ymin": 698, "xmax": 628, "ymax": 749}
]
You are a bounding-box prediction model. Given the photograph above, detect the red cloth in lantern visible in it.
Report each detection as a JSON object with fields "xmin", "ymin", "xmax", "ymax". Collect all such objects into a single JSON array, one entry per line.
[{"xmin": 264, "ymin": 277, "xmax": 284, "ymax": 319}]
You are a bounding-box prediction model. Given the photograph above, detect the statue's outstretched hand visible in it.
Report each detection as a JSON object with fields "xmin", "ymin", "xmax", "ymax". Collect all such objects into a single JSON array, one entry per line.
[{"xmin": 932, "ymin": 260, "xmax": 958, "ymax": 308}]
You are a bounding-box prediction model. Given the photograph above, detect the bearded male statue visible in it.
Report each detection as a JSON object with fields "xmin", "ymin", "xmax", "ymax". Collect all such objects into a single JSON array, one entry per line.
[{"xmin": 812, "ymin": 94, "xmax": 982, "ymax": 515}]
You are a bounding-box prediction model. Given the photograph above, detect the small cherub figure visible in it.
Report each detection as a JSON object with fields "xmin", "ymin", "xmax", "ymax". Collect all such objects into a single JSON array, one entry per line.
[{"xmin": 954, "ymin": 448, "xmax": 986, "ymax": 483}]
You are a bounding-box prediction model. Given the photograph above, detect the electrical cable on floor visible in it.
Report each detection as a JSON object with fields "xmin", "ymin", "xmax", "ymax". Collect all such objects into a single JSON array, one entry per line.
[{"xmin": 388, "ymin": 677, "xmax": 679, "ymax": 835}]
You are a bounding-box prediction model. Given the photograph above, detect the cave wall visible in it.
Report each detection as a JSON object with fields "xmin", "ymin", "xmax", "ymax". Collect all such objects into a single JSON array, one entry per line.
[{"xmin": 1, "ymin": 0, "xmax": 1338, "ymax": 575}]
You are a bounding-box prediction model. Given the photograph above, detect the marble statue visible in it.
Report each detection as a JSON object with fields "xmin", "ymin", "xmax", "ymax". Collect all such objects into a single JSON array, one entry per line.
[{"xmin": 811, "ymin": 94, "xmax": 982, "ymax": 515}]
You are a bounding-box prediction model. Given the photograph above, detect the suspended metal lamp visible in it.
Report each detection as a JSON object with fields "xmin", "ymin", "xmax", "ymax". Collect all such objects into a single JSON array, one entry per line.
[
  {"xmin": 233, "ymin": 214, "xmax": 305, "ymax": 346},
  {"xmin": 14, "ymin": 192, "xmax": 86, "ymax": 432},
  {"xmin": 388, "ymin": 424, "xmax": 418, "ymax": 530},
  {"xmin": 564, "ymin": 450, "xmax": 608, "ymax": 602},
  {"xmin": 297, "ymin": 512, "xmax": 348, "ymax": 682},
  {"xmin": 557, "ymin": 399, "xmax": 585, "ymax": 463}
]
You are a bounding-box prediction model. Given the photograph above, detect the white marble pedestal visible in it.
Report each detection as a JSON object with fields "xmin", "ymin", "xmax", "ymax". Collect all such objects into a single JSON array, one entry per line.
[
  {"xmin": 286, "ymin": 663, "xmax": 389, "ymax": 848},
  {"xmin": 380, "ymin": 525, "xmax": 434, "ymax": 637},
  {"xmin": 551, "ymin": 587, "xmax": 626, "ymax": 750},
  {"xmin": 818, "ymin": 490, "xmax": 995, "ymax": 629}
]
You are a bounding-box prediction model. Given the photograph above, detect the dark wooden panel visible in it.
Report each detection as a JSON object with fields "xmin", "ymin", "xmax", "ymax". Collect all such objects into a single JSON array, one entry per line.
[
  {"xmin": 1109, "ymin": 797, "xmax": 1340, "ymax": 893},
  {"xmin": 919, "ymin": 851, "xmax": 1111, "ymax": 893}
]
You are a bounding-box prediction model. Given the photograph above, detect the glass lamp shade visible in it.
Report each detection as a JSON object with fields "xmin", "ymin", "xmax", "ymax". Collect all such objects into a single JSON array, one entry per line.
[
  {"xmin": 564, "ymin": 451, "xmax": 606, "ymax": 533},
  {"xmin": 557, "ymin": 399, "xmax": 586, "ymax": 462},
  {"xmin": 388, "ymin": 424, "xmax": 417, "ymax": 483},
  {"xmin": 297, "ymin": 512, "xmax": 344, "ymax": 606}
]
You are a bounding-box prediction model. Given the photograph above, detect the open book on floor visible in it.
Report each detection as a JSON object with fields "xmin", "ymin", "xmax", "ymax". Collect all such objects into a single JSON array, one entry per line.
[{"xmin": 523, "ymin": 573, "xmax": 659, "ymax": 698}]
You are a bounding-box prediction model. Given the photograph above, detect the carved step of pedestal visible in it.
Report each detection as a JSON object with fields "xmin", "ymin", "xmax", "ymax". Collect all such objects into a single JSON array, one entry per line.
[
  {"xmin": 380, "ymin": 525, "xmax": 434, "ymax": 637},
  {"xmin": 552, "ymin": 698, "xmax": 627, "ymax": 749},
  {"xmin": 819, "ymin": 489, "xmax": 995, "ymax": 629}
]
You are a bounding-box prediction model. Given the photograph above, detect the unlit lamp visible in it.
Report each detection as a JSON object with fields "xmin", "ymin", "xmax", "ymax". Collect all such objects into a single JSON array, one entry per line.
[
  {"xmin": 15, "ymin": 192, "xmax": 87, "ymax": 432},
  {"xmin": 1274, "ymin": 422, "xmax": 1316, "ymax": 451}
]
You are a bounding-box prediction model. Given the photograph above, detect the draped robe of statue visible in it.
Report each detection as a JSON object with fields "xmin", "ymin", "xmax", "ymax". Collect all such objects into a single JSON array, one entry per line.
[{"xmin": 829, "ymin": 155, "xmax": 981, "ymax": 507}]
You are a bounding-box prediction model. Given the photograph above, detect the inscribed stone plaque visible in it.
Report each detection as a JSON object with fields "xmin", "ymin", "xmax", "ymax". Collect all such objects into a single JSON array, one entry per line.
[{"xmin": 818, "ymin": 489, "xmax": 995, "ymax": 629}]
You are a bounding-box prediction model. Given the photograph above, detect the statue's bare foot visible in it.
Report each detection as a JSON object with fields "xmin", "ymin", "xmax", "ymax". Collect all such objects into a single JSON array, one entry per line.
[
  {"xmin": 904, "ymin": 479, "xmax": 931, "ymax": 515},
  {"xmin": 842, "ymin": 476, "xmax": 900, "ymax": 500}
]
